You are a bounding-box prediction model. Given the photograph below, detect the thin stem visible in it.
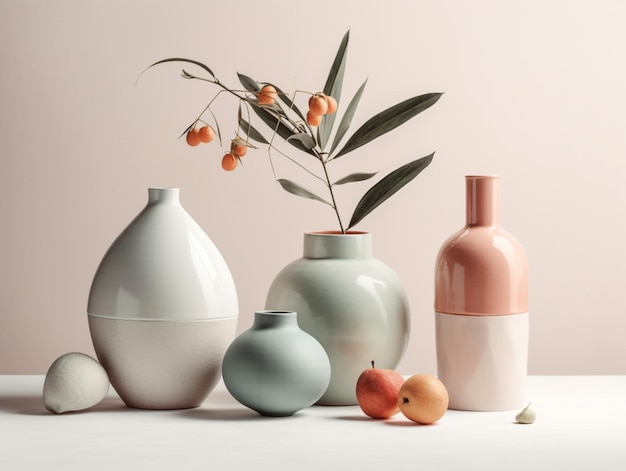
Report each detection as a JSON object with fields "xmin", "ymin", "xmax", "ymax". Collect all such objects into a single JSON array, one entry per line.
[
  {"xmin": 320, "ymin": 159, "xmax": 344, "ymax": 233},
  {"xmin": 184, "ymin": 69, "xmax": 344, "ymax": 232}
]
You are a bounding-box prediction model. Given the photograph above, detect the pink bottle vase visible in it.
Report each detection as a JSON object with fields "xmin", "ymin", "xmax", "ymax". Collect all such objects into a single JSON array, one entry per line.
[{"xmin": 434, "ymin": 175, "xmax": 528, "ymax": 411}]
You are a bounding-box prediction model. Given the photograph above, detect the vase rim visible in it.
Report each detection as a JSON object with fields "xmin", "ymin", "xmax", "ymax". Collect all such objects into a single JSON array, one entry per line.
[
  {"xmin": 465, "ymin": 175, "xmax": 501, "ymax": 180},
  {"xmin": 255, "ymin": 310, "xmax": 296, "ymax": 316},
  {"xmin": 307, "ymin": 230, "xmax": 369, "ymax": 236}
]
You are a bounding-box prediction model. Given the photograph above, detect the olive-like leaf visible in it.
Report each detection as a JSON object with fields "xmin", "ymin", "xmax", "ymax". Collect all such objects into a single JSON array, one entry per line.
[
  {"xmin": 329, "ymin": 78, "xmax": 367, "ymax": 156},
  {"xmin": 238, "ymin": 116, "xmax": 269, "ymax": 144},
  {"xmin": 272, "ymin": 84, "xmax": 306, "ymax": 122},
  {"xmin": 277, "ymin": 179, "xmax": 331, "ymax": 206},
  {"xmin": 333, "ymin": 172, "xmax": 377, "ymax": 186},
  {"xmin": 238, "ymin": 73, "xmax": 260, "ymax": 92},
  {"xmin": 319, "ymin": 30, "xmax": 350, "ymax": 150},
  {"xmin": 287, "ymin": 133, "xmax": 316, "ymax": 150},
  {"xmin": 347, "ymin": 153, "xmax": 434, "ymax": 230},
  {"xmin": 251, "ymin": 106, "xmax": 315, "ymax": 155},
  {"xmin": 139, "ymin": 58, "xmax": 216, "ymax": 83},
  {"xmin": 334, "ymin": 93, "xmax": 443, "ymax": 159}
]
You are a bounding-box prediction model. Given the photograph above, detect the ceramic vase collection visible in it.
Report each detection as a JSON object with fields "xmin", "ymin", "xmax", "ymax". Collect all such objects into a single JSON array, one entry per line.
[
  {"xmin": 222, "ymin": 310, "xmax": 331, "ymax": 417},
  {"xmin": 87, "ymin": 188, "xmax": 239, "ymax": 410},
  {"xmin": 265, "ymin": 231, "xmax": 410, "ymax": 406},
  {"xmin": 434, "ymin": 176, "xmax": 529, "ymax": 411}
]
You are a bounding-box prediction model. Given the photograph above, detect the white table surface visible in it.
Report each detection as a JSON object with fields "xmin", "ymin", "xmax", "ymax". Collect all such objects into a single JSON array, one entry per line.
[{"xmin": 1, "ymin": 375, "xmax": 625, "ymax": 470}]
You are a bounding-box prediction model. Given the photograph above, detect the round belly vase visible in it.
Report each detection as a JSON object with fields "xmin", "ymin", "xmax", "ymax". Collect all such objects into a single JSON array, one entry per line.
[
  {"xmin": 87, "ymin": 187, "xmax": 239, "ymax": 410},
  {"xmin": 434, "ymin": 175, "xmax": 529, "ymax": 411},
  {"xmin": 265, "ymin": 231, "xmax": 410, "ymax": 406},
  {"xmin": 222, "ymin": 310, "xmax": 331, "ymax": 417}
]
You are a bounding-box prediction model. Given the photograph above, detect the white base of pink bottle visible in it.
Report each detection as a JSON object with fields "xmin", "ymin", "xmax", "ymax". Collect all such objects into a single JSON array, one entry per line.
[{"xmin": 435, "ymin": 311, "xmax": 529, "ymax": 411}]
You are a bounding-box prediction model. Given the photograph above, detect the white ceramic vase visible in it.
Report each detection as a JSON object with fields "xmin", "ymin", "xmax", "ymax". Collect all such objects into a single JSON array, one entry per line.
[
  {"xmin": 222, "ymin": 310, "xmax": 331, "ymax": 417},
  {"xmin": 87, "ymin": 188, "xmax": 238, "ymax": 409},
  {"xmin": 265, "ymin": 231, "xmax": 410, "ymax": 405}
]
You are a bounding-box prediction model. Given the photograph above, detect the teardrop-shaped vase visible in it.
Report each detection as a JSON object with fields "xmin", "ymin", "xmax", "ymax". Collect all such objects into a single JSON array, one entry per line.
[{"xmin": 87, "ymin": 188, "xmax": 238, "ymax": 409}]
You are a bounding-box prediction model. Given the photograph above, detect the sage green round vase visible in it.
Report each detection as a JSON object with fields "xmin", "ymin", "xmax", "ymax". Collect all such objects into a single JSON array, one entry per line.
[
  {"xmin": 265, "ymin": 232, "xmax": 410, "ymax": 405},
  {"xmin": 221, "ymin": 310, "xmax": 331, "ymax": 417}
]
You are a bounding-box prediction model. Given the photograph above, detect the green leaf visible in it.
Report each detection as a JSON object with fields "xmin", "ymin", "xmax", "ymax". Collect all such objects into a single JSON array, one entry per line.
[
  {"xmin": 334, "ymin": 93, "xmax": 443, "ymax": 159},
  {"xmin": 237, "ymin": 73, "xmax": 260, "ymax": 92},
  {"xmin": 333, "ymin": 172, "xmax": 377, "ymax": 186},
  {"xmin": 272, "ymin": 84, "xmax": 306, "ymax": 122},
  {"xmin": 139, "ymin": 58, "xmax": 216, "ymax": 82},
  {"xmin": 319, "ymin": 30, "xmax": 350, "ymax": 151},
  {"xmin": 329, "ymin": 78, "xmax": 367, "ymax": 156},
  {"xmin": 287, "ymin": 133, "xmax": 316, "ymax": 150},
  {"xmin": 251, "ymin": 106, "xmax": 316, "ymax": 156},
  {"xmin": 277, "ymin": 179, "xmax": 331, "ymax": 206},
  {"xmin": 347, "ymin": 153, "xmax": 434, "ymax": 230},
  {"xmin": 238, "ymin": 116, "xmax": 269, "ymax": 144}
]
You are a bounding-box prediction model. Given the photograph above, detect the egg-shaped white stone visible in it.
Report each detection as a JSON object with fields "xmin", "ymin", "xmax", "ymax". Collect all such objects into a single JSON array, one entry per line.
[{"xmin": 43, "ymin": 352, "xmax": 110, "ymax": 414}]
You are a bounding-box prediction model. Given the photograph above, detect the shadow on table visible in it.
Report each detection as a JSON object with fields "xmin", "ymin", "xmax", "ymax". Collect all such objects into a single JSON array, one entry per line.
[
  {"xmin": 0, "ymin": 394, "xmax": 128, "ymax": 416},
  {"xmin": 178, "ymin": 404, "xmax": 307, "ymax": 421}
]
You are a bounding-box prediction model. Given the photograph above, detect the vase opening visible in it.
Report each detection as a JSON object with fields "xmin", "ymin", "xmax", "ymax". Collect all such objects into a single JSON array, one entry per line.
[
  {"xmin": 310, "ymin": 230, "xmax": 368, "ymax": 236},
  {"xmin": 148, "ymin": 187, "xmax": 180, "ymax": 205},
  {"xmin": 256, "ymin": 310, "xmax": 295, "ymax": 316}
]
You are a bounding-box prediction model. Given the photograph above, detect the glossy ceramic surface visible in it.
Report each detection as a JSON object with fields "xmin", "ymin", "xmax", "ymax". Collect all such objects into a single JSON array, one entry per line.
[
  {"xmin": 222, "ymin": 311, "xmax": 331, "ymax": 417},
  {"xmin": 88, "ymin": 188, "xmax": 238, "ymax": 320},
  {"xmin": 434, "ymin": 176, "xmax": 528, "ymax": 315},
  {"xmin": 87, "ymin": 188, "xmax": 239, "ymax": 409},
  {"xmin": 266, "ymin": 232, "xmax": 410, "ymax": 405},
  {"xmin": 435, "ymin": 312, "xmax": 529, "ymax": 411}
]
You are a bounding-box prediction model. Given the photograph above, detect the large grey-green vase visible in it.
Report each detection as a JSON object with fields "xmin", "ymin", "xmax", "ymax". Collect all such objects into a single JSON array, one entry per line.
[
  {"xmin": 265, "ymin": 231, "xmax": 410, "ymax": 405},
  {"xmin": 221, "ymin": 310, "xmax": 331, "ymax": 417}
]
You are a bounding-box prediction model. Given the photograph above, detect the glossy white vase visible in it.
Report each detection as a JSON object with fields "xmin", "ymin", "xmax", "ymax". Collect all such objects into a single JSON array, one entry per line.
[
  {"xmin": 222, "ymin": 310, "xmax": 331, "ymax": 417},
  {"xmin": 87, "ymin": 188, "xmax": 238, "ymax": 409},
  {"xmin": 265, "ymin": 231, "xmax": 410, "ymax": 405}
]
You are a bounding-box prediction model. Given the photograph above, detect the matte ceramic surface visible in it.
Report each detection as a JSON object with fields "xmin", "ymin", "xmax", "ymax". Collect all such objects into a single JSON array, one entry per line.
[
  {"xmin": 265, "ymin": 232, "xmax": 410, "ymax": 406},
  {"xmin": 221, "ymin": 311, "xmax": 331, "ymax": 417},
  {"xmin": 435, "ymin": 312, "xmax": 529, "ymax": 411},
  {"xmin": 89, "ymin": 315, "xmax": 237, "ymax": 409},
  {"xmin": 87, "ymin": 188, "xmax": 239, "ymax": 409}
]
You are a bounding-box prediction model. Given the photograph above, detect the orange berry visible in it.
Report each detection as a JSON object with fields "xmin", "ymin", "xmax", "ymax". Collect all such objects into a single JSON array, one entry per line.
[
  {"xmin": 198, "ymin": 125, "xmax": 215, "ymax": 143},
  {"xmin": 308, "ymin": 93, "xmax": 328, "ymax": 115},
  {"xmin": 306, "ymin": 110, "xmax": 323, "ymax": 127},
  {"xmin": 221, "ymin": 152, "xmax": 238, "ymax": 171},
  {"xmin": 325, "ymin": 95, "xmax": 337, "ymax": 114},
  {"xmin": 231, "ymin": 142, "xmax": 248, "ymax": 157},
  {"xmin": 186, "ymin": 128, "xmax": 201, "ymax": 147},
  {"xmin": 257, "ymin": 85, "xmax": 278, "ymax": 105}
]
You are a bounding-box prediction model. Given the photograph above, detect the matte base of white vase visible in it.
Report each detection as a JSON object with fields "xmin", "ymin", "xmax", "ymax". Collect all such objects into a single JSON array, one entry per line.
[
  {"xmin": 435, "ymin": 311, "xmax": 529, "ymax": 411},
  {"xmin": 88, "ymin": 315, "xmax": 237, "ymax": 410}
]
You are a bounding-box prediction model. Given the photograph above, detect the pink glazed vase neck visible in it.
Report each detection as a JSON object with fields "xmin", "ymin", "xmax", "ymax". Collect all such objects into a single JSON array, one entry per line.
[
  {"xmin": 434, "ymin": 176, "xmax": 528, "ymax": 315},
  {"xmin": 466, "ymin": 176, "xmax": 499, "ymax": 227}
]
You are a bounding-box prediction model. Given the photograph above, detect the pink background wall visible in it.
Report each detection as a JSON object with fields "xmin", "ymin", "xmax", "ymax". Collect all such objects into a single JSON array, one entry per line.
[{"xmin": 1, "ymin": 0, "xmax": 625, "ymax": 375}]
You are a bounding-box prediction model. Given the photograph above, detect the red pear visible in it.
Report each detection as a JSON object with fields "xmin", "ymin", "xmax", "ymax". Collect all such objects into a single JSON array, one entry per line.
[{"xmin": 356, "ymin": 361, "xmax": 405, "ymax": 419}]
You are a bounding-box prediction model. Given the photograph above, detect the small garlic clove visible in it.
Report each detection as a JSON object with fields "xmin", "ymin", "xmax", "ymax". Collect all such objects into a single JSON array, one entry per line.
[{"xmin": 515, "ymin": 402, "xmax": 536, "ymax": 424}]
